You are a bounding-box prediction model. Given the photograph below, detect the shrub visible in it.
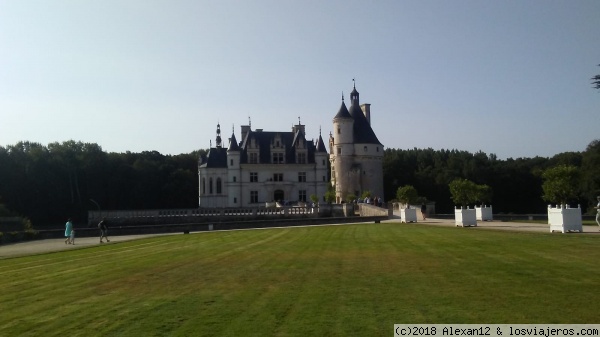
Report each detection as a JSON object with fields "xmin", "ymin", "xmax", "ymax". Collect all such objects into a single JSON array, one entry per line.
[
  {"xmin": 23, "ymin": 230, "xmax": 39, "ymax": 241},
  {"xmin": 542, "ymin": 165, "xmax": 581, "ymax": 206},
  {"xmin": 396, "ymin": 185, "xmax": 419, "ymax": 206},
  {"xmin": 449, "ymin": 179, "xmax": 479, "ymax": 208},
  {"xmin": 7, "ymin": 231, "xmax": 20, "ymax": 243}
]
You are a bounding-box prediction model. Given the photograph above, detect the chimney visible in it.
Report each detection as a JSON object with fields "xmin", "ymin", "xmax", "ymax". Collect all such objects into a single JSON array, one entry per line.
[
  {"xmin": 360, "ymin": 104, "xmax": 371, "ymax": 125},
  {"xmin": 241, "ymin": 125, "xmax": 251, "ymax": 142}
]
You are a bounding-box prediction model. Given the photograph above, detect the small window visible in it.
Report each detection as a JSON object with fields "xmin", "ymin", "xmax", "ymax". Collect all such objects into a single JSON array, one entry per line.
[
  {"xmin": 364, "ymin": 146, "xmax": 368, "ymax": 152},
  {"xmin": 250, "ymin": 191, "xmax": 258, "ymax": 203},
  {"xmin": 273, "ymin": 173, "xmax": 283, "ymax": 182},
  {"xmin": 216, "ymin": 178, "xmax": 222, "ymax": 194},
  {"xmin": 230, "ymin": 159, "xmax": 233, "ymax": 166},
  {"xmin": 337, "ymin": 148, "xmax": 341, "ymax": 155},
  {"xmin": 298, "ymin": 190, "xmax": 307, "ymax": 202},
  {"xmin": 337, "ymin": 127, "xmax": 341, "ymax": 134},
  {"xmin": 234, "ymin": 197, "xmax": 237, "ymax": 204},
  {"xmin": 298, "ymin": 172, "xmax": 306, "ymax": 182},
  {"xmin": 233, "ymin": 176, "xmax": 237, "ymax": 182},
  {"xmin": 323, "ymin": 176, "xmax": 326, "ymax": 182},
  {"xmin": 209, "ymin": 178, "xmax": 213, "ymax": 194},
  {"xmin": 297, "ymin": 153, "xmax": 306, "ymax": 164},
  {"xmin": 272, "ymin": 152, "xmax": 284, "ymax": 164},
  {"xmin": 250, "ymin": 172, "xmax": 258, "ymax": 182},
  {"xmin": 249, "ymin": 152, "xmax": 258, "ymax": 164},
  {"xmin": 376, "ymin": 147, "xmax": 379, "ymax": 152}
]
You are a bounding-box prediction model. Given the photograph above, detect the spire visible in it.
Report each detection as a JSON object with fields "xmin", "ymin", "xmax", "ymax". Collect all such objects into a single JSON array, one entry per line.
[
  {"xmin": 350, "ymin": 80, "xmax": 359, "ymax": 104},
  {"xmin": 316, "ymin": 126, "xmax": 327, "ymax": 153},
  {"xmin": 216, "ymin": 123, "xmax": 222, "ymax": 148},
  {"xmin": 228, "ymin": 132, "xmax": 241, "ymax": 152}
]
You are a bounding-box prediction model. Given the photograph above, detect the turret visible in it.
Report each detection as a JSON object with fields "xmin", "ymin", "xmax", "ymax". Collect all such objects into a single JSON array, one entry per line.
[{"xmin": 227, "ymin": 129, "xmax": 241, "ymax": 206}]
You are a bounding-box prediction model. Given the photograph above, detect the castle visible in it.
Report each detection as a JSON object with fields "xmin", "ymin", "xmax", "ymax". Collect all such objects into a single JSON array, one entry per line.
[
  {"xmin": 329, "ymin": 83, "xmax": 384, "ymax": 203},
  {"xmin": 198, "ymin": 83, "xmax": 384, "ymax": 207}
]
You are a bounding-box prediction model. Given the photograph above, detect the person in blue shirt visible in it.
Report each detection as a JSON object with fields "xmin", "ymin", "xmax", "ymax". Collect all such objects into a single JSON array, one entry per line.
[
  {"xmin": 64, "ymin": 218, "xmax": 73, "ymax": 244},
  {"xmin": 595, "ymin": 196, "xmax": 600, "ymax": 229}
]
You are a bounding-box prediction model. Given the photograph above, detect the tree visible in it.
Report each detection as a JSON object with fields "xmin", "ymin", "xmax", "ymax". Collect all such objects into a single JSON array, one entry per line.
[
  {"xmin": 324, "ymin": 185, "xmax": 336, "ymax": 204},
  {"xmin": 449, "ymin": 179, "xmax": 479, "ymax": 208},
  {"xmin": 542, "ymin": 165, "xmax": 581, "ymax": 206},
  {"xmin": 474, "ymin": 184, "xmax": 493, "ymax": 205},
  {"xmin": 396, "ymin": 185, "xmax": 419, "ymax": 206},
  {"xmin": 581, "ymin": 139, "xmax": 600, "ymax": 211},
  {"xmin": 592, "ymin": 64, "xmax": 600, "ymax": 90}
]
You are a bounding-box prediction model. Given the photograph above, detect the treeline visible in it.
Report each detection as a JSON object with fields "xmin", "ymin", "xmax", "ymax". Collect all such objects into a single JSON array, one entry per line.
[
  {"xmin": 0, "ymin": 141, "xmax": 205, "ymax": 227},
  {"xmin": 0, "ymin": 139, "xmax": 598, "ymax": 227},
  {"xmin": 383, "ymin": 140, "xmax": 600, "ymax": 214}
]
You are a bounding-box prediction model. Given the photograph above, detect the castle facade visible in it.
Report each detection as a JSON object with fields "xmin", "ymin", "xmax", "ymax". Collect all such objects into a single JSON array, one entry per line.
[
  {"xmin": 198, "ymin": 122, "xmax": 329, "ymax": 207},
  {"xmin": 198, "ymin": 83, "xmax": 383, "ymax": 207}
]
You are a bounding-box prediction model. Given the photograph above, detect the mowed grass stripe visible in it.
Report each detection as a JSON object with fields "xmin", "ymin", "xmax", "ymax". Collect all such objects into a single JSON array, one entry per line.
[{"xmin": 1, "ymin": 223, "xmax": 599, "ymax": 337}]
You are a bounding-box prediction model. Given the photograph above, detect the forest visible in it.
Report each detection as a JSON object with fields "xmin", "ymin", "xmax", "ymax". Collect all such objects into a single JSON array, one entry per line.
[{"xmin": 0, "ymin": 139, "xmax": 598, "ymax": 228}]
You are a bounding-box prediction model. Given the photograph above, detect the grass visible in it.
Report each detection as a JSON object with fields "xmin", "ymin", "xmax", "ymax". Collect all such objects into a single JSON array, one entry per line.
[{"xmin": 1, "ymin": 223, "xmax": 599, "ymax": 336}]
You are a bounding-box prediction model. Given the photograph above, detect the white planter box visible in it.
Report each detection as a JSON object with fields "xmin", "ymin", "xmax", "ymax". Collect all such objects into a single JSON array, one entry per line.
[
  {"xmin": 475, "ymin": 205, "xmax": 493, "ymax": 221},
  {"xmin": 401, "ymin": 208, "xmax": 418, "ymax": 223},
  {"xmin": 548, "ymin": 205, "xmax": 583, "ymax": 233},
  {"xmin": 455, "ymin": 207, "xmax": 477, "ymax": 227}
]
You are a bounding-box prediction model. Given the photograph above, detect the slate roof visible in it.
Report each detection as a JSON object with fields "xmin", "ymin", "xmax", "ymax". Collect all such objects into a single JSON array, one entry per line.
[
  {"xmin": 349, "ymin": 99, "xmax": 382, "ymax": 145},
  {"xmin": 240, "ymin": 129, "xmax": 322, "ymax": 164},
  {"xmin": 334, "ymin": 101, "xmax": 351, "ymax": 119},
  {"xmin": 199, "ymin": 147, "xmax": 228, "ymax": 168},
  {"xmin": 316, "ymin": 134, "xmax": 327, "ymax": 153},
  {"xmin": 228, "ymin": 132, "xmax": 241, "ymax": 151}
]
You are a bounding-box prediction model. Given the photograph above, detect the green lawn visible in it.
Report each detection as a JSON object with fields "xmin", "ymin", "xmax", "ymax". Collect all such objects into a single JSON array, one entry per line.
[{"xmin": 1, "ymin": 223, "xmax": 599, "ymax": 336}]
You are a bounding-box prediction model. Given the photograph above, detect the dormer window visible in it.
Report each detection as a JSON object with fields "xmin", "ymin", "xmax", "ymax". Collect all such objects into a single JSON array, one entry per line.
[
  {"xmin": 249, "ymin": 152, "xmax": 258, "ymax": 164},
  {"xmin": 297, "ymin": 152, "xmax": 306, "ymax": 164},
  {"xmin": 272, "ymin": 152, "xmax": 284, "ymax": 164}
]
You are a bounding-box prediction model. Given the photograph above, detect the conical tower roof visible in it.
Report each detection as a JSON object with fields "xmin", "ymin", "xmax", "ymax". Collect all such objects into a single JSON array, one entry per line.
[{"xmin": 228, "ymin": 132, "xmax": 241, "ymax": 151}]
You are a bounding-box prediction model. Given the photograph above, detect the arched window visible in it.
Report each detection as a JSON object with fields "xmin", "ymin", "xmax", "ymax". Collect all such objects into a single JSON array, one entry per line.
[
  {"xmin": 216, "ymin": 178, "xmax": 222, "ymax": 194},
  {"xmin": 209, "ymin": 178, "xmax": 213, "ymax": 194}
]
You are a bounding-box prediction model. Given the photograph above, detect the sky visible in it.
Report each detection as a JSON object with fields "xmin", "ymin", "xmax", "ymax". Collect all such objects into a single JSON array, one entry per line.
[{"xmin": 1, "ymin": 0, "xmax": 599, "ymax": 160}]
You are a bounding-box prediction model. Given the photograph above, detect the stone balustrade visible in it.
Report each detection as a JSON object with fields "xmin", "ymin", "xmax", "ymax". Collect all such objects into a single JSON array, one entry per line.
[{"xmin": 88, "ymin": 204, "xmax": 352, "ymax": 226}]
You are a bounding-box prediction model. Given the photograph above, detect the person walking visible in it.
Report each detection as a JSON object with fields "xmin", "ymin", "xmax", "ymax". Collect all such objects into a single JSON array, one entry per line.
[
  {"xmin": 595, "ymin": 196, "xmax": 600, "ymax": 229},
  {"xmin": 64, "ymin": 218, "xmax": 73, "ymax": 244},
  {"xmin": 98, "ymin": 218, "xmax": 110, "ymax": 243},
  {"xmin": 421, "ymin": 203, "xmax": 427, "ymax": 221}
]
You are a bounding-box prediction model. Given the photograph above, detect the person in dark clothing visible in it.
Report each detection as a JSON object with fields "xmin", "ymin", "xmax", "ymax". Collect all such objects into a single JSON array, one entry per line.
[
  {"xmin": 421, "ymin": 204, "xmax": 427, "ymax": 220},
  {"xmin": 98, "ymin": 218, "xmax": 110, "ymax": 243}
]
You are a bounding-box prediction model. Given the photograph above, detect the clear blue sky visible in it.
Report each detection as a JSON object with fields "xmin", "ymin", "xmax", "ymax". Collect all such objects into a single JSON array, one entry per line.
[{"xmin": 1, "ymin": 0, "xmax": 598, "ymax": 159}]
